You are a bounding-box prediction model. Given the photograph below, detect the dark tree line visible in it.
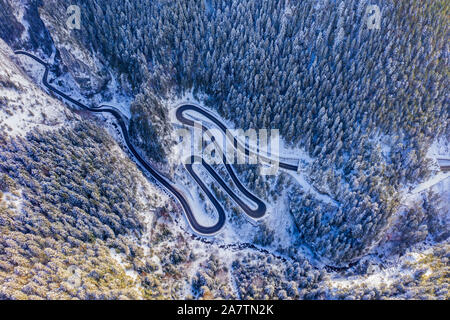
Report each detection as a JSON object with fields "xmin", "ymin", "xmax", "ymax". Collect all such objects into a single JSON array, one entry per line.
[{"xmin": 42, "ymin": 0, "xmax": 448, "ymax": 264}]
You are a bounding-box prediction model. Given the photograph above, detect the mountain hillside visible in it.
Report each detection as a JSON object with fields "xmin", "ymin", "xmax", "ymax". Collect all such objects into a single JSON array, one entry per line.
[{"xmin": 0, "ymin": 0, "xmax": 448, "ymax": 300}]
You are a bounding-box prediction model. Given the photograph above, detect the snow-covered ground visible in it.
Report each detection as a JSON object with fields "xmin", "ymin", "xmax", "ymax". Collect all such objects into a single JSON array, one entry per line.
[
  {"xmin": 0, "ymin": 41, "xmax": 70, "ymax": 137},
  {"xmin": 328, "ymin": 243, "xmax": 442, "ymax": 297},
  {"xmin": 168, "ymin": 93, "xmax": 311, "ymax": 164},
  {"xmin": 175, "ymin": 165, "xmax": 220, "ymax": 229},
  {"xmin": 3, "ymin": 41, "xmax": 175, "ymax": 289},
  {"xmin": 109, "ymin": 248, "xmax": 140, "ymax": 282},
  {"xmin": 168, "ymin": 94, "xmax": 335, "ymax": 206},
  {"xmin": 8, "ymin": 40, "xmax": 447, "ymax": 292},
  {"xmin": 427, "ymin": 137, "xmax": 450, "ymax": 159},
  {"xmin": 10, "ymin": 0, "xmax": 31, "ymax": 44},
  {"xmin": 287, "ymin": 171, "xmax": 336, "ymax": 205}
]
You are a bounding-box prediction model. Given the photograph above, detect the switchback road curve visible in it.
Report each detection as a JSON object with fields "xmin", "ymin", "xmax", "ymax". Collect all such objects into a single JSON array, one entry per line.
[{"xmin": 185, "ymin": 156, "xmax": 266, "ymax": 219}]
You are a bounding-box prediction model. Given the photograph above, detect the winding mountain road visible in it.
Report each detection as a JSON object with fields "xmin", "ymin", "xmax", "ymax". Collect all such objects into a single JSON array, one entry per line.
[
  {"xmin": 14, "ymin": 50, "xmax": 225, "ymax": 235},
  {"xmin": 14, "ymin": 50, "xmax": 279, "ymax": 235},
  {"xmin": 176, "ymin": 104, "xmax": 299, "ymax": 171}
]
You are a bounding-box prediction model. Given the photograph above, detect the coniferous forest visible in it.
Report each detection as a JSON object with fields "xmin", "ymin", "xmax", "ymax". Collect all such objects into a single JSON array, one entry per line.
[
  {"xmin": 0, "ymin": 0, "xmax": 448, "ymax": 300},
  {"xmin": 72, "ymin": 0, "xmax": 449, "ymax": 264}
]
